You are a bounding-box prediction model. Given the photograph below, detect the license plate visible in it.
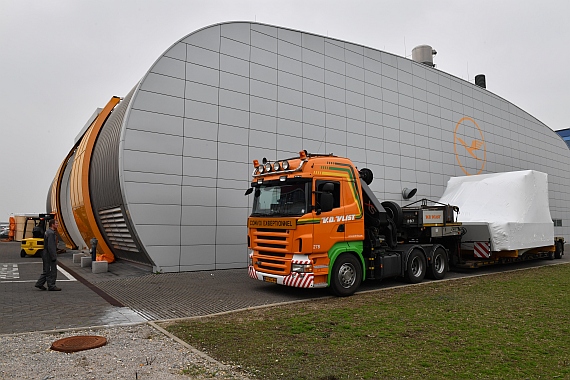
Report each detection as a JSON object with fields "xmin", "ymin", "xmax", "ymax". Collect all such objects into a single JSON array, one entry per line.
[{"xmin": 263, "ymin": 276, "xmax": 277, "ymax": 283}]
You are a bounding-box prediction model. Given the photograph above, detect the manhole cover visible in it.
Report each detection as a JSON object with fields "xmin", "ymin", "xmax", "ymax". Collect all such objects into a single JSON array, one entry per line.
[{"xmin": 51, "ymin": 335, "xmax": 107, "ymax": 353}]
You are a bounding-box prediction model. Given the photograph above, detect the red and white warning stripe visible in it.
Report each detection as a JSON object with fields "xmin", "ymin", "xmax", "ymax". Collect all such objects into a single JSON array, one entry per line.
[
  {"xmin": 248, "ymin": 266, "xmax": 315, "ymax": 288},
  {"xmin": 283, "ymin": 272, "xmax": 314, "ymax": 288},
  {"xmin": 248, "ymin": 265, "xmax": 257, "ymax": 279},
  {"xmin": 474, "ymin": 242, "xmax": 490, "ymax": 258}
]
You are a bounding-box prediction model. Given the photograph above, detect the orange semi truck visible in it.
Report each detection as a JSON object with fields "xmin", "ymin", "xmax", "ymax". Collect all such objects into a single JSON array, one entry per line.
[{"xmin": 246, "ymin": 151, "xmax": 564, "ymax": 296}]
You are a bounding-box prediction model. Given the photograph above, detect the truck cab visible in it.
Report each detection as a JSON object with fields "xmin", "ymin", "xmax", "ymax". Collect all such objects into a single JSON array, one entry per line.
[{"xmin": 247, "ymin": 151, "xmax": 363, "ymax": 291}]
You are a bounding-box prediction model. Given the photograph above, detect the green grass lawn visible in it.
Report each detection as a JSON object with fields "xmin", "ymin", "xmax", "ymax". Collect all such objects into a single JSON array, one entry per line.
[{"xmin": 165, "ymin": 263, "xmax": 570, "ymax": 379}]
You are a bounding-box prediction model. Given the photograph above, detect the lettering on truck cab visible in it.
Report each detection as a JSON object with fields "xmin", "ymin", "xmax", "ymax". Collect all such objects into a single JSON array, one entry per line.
[{"xmin": 321, "ymin": 214, "xmax": 356, "ymax": 223}]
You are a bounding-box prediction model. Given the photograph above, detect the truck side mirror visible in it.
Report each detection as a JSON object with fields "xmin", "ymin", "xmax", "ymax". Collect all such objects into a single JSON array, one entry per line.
[
  {"xmin": 320, "ymin": 182, "xmax": 335, "ymax": 213},
  {"xmin": 315, "ymin": 181, "xmax": 335, "ymax": 214},
  {"xmin": 320, "ymin": 193, "xmax": 334, "ymax": 213}
]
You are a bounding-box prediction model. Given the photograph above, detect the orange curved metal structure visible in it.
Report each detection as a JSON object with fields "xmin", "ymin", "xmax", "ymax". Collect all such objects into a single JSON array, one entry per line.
[
  {"xmin": 49, "ymin": 149, "xmax": 78, "ymax": 249},
  {"xmin": 70, "ymin": 96, "xmax": 120, "ymax": 262}
]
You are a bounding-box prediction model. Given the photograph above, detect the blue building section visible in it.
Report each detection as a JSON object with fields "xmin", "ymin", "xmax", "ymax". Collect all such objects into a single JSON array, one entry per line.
[{"xmin": 556, "ymin": 128, "xmax": 570, "ymax": 148}]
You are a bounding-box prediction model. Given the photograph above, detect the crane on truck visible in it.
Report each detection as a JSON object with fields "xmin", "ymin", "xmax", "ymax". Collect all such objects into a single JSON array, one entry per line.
[{"xmin": 245, "ymin": 151, "xmax": 564, "ymax": 296}]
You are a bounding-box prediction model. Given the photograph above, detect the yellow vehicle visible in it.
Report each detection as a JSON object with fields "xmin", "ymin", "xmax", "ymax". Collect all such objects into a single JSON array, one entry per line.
[{"xmin": 20, "ymin": 214, "xmax": 55, "ymax": 257}]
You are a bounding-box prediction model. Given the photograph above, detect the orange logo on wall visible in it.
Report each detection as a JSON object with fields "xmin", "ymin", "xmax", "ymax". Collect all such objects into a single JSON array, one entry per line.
[{"xmin": 453, "ymin": 117, "xmax": 486, "ymax": 176}]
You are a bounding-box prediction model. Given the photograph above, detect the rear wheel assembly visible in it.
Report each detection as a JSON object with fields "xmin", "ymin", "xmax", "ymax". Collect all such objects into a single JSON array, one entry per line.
[
  {"xmin": 555, "ymin": 240, "xmax": 564, "ymax": 259},
  {"xmin": 427, "ymin": 246, "xmax": 448, "ymax": 280},
  {"xmin": 406, "ymin": 249, "xmax": 426, "ymax": 284}
]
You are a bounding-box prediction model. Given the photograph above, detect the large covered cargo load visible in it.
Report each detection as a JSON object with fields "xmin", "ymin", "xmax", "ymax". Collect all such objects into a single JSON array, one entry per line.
[{"xmin": 439, "ymin": 170, "xmax": 554, "ymax": 252}]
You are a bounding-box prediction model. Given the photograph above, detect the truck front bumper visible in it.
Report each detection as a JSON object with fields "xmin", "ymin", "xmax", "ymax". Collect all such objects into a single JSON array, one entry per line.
[{"xmin": 248, "ymin": 265, "xmax": 327, "ymax": 288}]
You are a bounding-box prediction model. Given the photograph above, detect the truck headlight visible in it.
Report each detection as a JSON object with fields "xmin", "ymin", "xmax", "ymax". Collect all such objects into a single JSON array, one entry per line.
[{"xmin": 291, "ymin": 264, "xmax": 313, "ymax": 273}]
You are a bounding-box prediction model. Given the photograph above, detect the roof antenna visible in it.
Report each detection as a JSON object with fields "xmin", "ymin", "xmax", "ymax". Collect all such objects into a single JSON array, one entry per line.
[{"xmin": 316, "ymin": 131, "xmax": 326, "ymax": 154}]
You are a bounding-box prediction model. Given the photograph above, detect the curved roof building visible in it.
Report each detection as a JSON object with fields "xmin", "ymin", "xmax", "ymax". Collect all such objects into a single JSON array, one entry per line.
[{"xmin": 49, "ymin": 22, "xmax": 570, "ymax": 272}]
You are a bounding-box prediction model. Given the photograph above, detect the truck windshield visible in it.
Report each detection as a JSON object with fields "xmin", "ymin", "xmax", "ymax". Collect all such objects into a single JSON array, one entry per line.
[{"xmin": 251, "ymin": 180, "xmax": 310, "ymax": 216}]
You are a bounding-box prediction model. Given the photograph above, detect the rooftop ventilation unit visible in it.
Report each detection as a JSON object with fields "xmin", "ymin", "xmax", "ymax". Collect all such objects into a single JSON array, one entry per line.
[
  {"xmin": 412, "ymin": 45, "xmax": 437, "ymax": 67},
  {"xmin": 475, "ymin": 74, "xmax": 486, "ymax": 89}
]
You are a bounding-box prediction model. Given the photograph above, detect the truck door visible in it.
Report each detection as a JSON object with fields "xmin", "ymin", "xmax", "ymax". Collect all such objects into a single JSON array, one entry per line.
[
  {"xmin": 312, "ymin": 180, "xmax": 344, "ymax": 255},
  {"xmin": 341, "ymin": 177, "xmax": 364, "ymax": 242}
]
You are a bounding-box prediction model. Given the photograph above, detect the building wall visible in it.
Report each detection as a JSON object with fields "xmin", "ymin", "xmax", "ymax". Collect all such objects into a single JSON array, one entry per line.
[{"xmin": 59, "ymin": 22, "xmax": 570, "ymax": 272}]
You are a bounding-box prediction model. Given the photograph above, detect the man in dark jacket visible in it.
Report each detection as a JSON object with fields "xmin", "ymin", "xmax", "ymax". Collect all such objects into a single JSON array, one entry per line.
[{"xmin": 35, "ymin": 219, "xmax": 61, "ymax": 291}]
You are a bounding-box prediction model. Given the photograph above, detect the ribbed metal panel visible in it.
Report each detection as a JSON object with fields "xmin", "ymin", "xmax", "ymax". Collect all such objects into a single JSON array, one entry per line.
[
  {"xmin": 90, "ymin": 88, "xmax": 152, "ymax": 265},
  {"xmin": 98, "ymin": 207, "xmax": 140, "ymax": 252},
  {"xmin": 46, "ymin": 180, "xmax": 53, "ymax": 213}
]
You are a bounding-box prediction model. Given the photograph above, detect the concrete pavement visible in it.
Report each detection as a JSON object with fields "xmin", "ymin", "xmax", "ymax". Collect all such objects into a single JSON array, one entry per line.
[
  {"xmin": 0, "ymin": 242, "xmax": 145, "ymax": 334},
  {"xmin": 0, "ymin": 241, "xmax": 329, "ymax": 335},
  {"xmin": 1, "ymin": 240, "xmax": 568, "ymax": 335}
]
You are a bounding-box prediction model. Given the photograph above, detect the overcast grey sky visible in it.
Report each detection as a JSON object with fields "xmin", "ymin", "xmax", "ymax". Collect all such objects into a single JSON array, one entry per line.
[{"xmin": 1, "ymin": 0, "xmax": 568, "ymax": 222}]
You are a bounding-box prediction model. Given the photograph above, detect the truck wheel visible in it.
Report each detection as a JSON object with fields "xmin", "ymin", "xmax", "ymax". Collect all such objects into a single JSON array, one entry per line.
[
  {"xmin": 330, "ymin": 253, "xmax": 362, "ymax": 297},
  {"xmin": 427, "ymin": 246, "xmax": 447, "ymax": 280},
  {"xmin": 555, "ymin": 240, "xmax": 564, "ymax": 259},
  {"xmin": 406, "ymin": 249, "xmax": 426, "ymax": 284},
  {"xmin": 20, "ymin": 250, "xmax": 26, "ymax": 258}
]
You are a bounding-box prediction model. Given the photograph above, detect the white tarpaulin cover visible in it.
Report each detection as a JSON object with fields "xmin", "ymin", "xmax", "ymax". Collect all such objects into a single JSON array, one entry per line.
[{"xmin": 438, "ymin": 170, "xmax": 554, "ymax": 251}]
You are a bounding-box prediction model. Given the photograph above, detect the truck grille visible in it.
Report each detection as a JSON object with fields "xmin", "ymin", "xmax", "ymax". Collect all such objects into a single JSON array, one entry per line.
[{"xmin": 251, "ymin": 228, "xmax": 292, "ymax": 274}]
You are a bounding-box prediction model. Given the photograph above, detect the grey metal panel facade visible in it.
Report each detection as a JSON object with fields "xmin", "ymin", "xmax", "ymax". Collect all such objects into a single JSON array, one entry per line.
[
  {"xmin": 90, "ymin": 89, "xmax": 152, "ymax": 265},
  {"xmin": 117, "ymin": 22, "xmax": 570, "ymax": 272}
]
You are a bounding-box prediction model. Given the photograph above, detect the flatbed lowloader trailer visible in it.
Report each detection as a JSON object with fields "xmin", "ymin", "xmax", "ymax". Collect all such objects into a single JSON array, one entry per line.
[{"xmin": 246, "ymin": 151, "xmax": 564, "ymax": 296}]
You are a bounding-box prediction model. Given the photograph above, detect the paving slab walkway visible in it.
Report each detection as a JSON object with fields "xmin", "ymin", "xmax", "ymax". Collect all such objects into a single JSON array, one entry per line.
[{"xmin": 2, "ymin": 240, "xmax": 568, "ymax": 335}]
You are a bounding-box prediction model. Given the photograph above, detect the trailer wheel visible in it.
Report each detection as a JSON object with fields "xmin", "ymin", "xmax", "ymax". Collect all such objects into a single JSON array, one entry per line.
[
  {"xmin": 20, "ymin": 250, "xmax": 26, "ymax": 258},
  {"xmin": 330, "ymin": 253, "xmax": 362, "ymax": 297},
  {"xmin": 427, "ymin": 246, "xmax": 447, "ymax": 280},
  {"xmin": 555, "ymin": 240, "xmax": 564, "ymax": 259},
  {"xmin": 406, "ymin": 249, "xmax": 426, "ymax": 284}
]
